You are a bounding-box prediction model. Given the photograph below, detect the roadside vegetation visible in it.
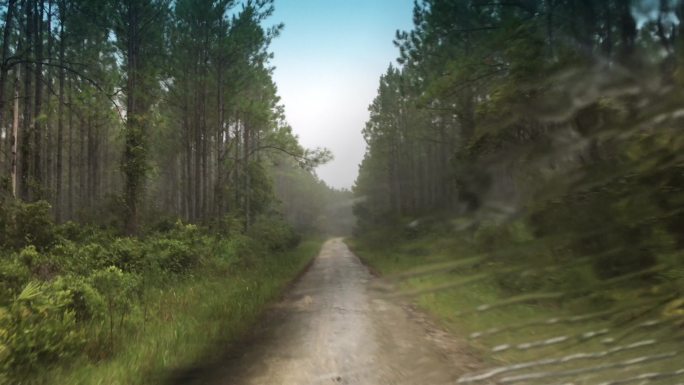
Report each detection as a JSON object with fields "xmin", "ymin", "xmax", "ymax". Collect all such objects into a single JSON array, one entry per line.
[
  {"xmin": 352, "ymin": 1, "xmax": 684, "ymax": 383},
  {"xmin": 0, "ymin": 199, "xmax": 323, "ymax": 385},
  {"xmin": 0, "ymin": 0, "xmax": 355, "ymax": 383},
  {"xmin": 350, "ymin": 222, "xmax": 684, "ymax": 384}
]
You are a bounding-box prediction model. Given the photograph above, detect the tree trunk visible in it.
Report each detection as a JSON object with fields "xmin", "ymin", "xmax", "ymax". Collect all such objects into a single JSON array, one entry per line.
[
  {"xmin": 44, "ymin": 0, "xmax": 53, "ymax": 204},
  {"xmin": 243, "ymin": 119, "xmax": 250, "ymax": 228},
  {"xmin": 122, "ymin": 0, "xmax": 144, "ymax": 235},
  {"xmin": 20, "ymin": 0, "xmax": 34, "ymax": 201},
  {"xmin": 0, "ymin": 0, "xmax": 17, "ymax": 155},
  {"xmin": 11, "ymin": 70, "xmax": 20, "ymax": 197},
  {"xmin": 33, "ymin": 0, "xmax": 44, "ymax": 199},
  {"xmin": 67, "ymin": 75, "xmax": 73, "ymax": 219},
  {"xmin": 55, "ymin": 0, "xmax": 65, "ymax": 221}
]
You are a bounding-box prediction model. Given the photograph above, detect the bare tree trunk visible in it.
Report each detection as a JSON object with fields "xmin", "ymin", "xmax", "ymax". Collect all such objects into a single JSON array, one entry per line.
[
  {"xmin": 32, "ymin": 0, "xmax": 43, "ymax": 199},
  {"xmin": 88, "ymin": 118, "xmax": 98, "ymax": 208},
  {"xmin": 184, "ymin": 116, "xmax": 192, "ymax": 221},
  {"xmin": 78, "ymin": 116, "xmax": 85, "ymax": 209},
  {"xmin": 55, "ymin": 0, "xmax": 65, "ymax": 221},
  {"xmin": 11, "ymin": 70, "xmax": 20, "ymax": 197},
  {"xmin": 194, "ymin": 93, "xmax": 201, "ymax": 222},
  {"xmin": 215, "ymin": 63, "xmax": 224, "ymax": 218},
  {"xmin": 67, "ymin": 75, "xmax": 73, "ymax": 219},
  {"xmin": 243, "ymin": 118, "xmax": 250, "ymax": 228},
  {"xmin": 0, "ymin": 0, "xmax": 18, "ymax": 155},
  {"xmin": 20, "ymin": 0, "xmax": 35, "ymax": 201},
  {"xmin": 44, "ymin": 0, "xmax": 53, "ymax": 204}
]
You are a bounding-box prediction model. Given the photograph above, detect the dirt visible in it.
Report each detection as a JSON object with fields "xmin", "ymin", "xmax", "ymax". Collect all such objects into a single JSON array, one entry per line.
[{"xmin": 169, "ymin": 238, "xmax": 482, "ymax": 385}]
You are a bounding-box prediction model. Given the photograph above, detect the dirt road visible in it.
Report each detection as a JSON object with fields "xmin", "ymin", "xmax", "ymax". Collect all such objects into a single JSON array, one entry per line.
[{"xmin": 175, "ymin": 238, "xmax": 480, "ymax": 385}]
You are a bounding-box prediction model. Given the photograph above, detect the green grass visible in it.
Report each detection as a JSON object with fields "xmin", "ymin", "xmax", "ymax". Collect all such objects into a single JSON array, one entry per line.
[
  {"xmin": 348, "ymin": 234, "xmax": 683, "ymax": 384},
  {"xmin": 36, "ymin": 238, "xmax": 323, "ymax": 385}
]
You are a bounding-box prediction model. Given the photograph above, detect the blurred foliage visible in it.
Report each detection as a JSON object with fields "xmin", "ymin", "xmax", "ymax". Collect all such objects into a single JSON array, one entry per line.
[
  {"xmin": 0, "ymin": 282, "xmax": 83, "ymax": 379},
  {"xmin": 354, "ymin": 1, "xmax": 684, "ymax": 382},
  {"xmin": 355, "ymin": 0, "xmax": 684, "ymax": 283}
]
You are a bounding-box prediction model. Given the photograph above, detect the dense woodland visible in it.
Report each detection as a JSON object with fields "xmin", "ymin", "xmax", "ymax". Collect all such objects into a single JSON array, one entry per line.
[
  {"xmin": 0, "ymin": 0, "xmax": 343, "ymax": 235},
  {"xmin": 355, "ymin": 0, "xmax": 684, "ymax": 279},
  {"xmin": 2, "ymin": 0, "xmax": 684, "ymax": 382},
  {"xmin": 353, "ymin": 2, "xmax": 684, "ymax": 381},
  {"xmin": 0, "ymin": 1, "xmax": 351, "ymax": 382}
]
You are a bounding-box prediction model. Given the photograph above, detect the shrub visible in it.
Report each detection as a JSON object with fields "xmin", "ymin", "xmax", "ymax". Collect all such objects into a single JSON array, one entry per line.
[
  {"xmin": 147, "ymin": 238, "xmax": 198, "ymax": 275},
  {"xmin": 206, "ymin": 234, "xmax": 256, "ymax": 272},
  {"xmin": 473, "ymin": 220, "xmax": 533, "ymax": 255},
  {"xmin": 0, "ymin": 200, "xmax": 55, "ymax": 251},
  {"xmin": 89, "ymin": 267, "xmax": 140, "ymax": 352},
  {"xmin": 0, "ymin": 259, "xmax": 29, "ymax": 304},
  {"xmin": 50, "ymin": 241, "xmax": 95, "ymax": 276},
  {"xmin": 248, "ymin": 216, "xmax": 299, "ymax": 252},
  {"xmin": 18, "ymin": 245, "xmax": 60, "ymax": 280},
  {"xmin": 107, "ymin": 238, "xmax": 145, "ymax": 274},
  {"xmin": 0, "ymin": 281, "xmax": 84, "ymax": 378},
  {"xmin": 50, "ymin": 275, "xmax": 105, "ymax": 323},
  {"xmin": 169, "ymin": 221, "xmax": 202, "ymax": 243},
  {"xmin": 54, "ymin": 221, "xmax": 113, "ymax": 244}
]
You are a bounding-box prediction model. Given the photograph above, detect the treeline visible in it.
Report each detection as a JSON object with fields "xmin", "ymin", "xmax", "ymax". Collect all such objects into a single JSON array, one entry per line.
[
  {"xmin": 273, "ymin": 162, "xmax": 354, "ymax": 236},
  {"xmin": 0, "ymin": 1, "xmax": 340, "ymax": 381},
  {"xmin": 0, "ymin": 0, "xmax": 331, "ymax": 235},
  {"xmin": 355, "ymin": 0, "xmax": 684, "ymax": 279}
]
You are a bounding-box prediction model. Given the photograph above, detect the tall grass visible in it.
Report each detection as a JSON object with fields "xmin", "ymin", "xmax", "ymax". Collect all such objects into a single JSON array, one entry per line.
[
  {"xmin": 33, "ymin": 239, "xmax": 322, "ymax": 385},
  {"xmin": 348, "ymin": 233, "xmax": 683, "ymax": 384}
]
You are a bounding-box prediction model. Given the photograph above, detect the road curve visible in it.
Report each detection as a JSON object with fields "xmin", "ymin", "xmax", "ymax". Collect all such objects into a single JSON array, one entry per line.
[{"xmin": 181, "ymin": 238, "xmax": 481, "ymax": 385}]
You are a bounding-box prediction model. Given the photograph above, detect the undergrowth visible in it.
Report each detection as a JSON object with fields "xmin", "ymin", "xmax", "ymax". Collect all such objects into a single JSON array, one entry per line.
[{"xmin": 0, "ymin": 200, "xmax": 321, "ymax": 385}]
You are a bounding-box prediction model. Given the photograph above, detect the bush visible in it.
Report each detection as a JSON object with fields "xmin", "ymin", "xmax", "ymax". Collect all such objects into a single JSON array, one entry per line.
[
  {"xmin": 147, "ymin": 238, "xmax": 198, "ymax": 275},
  {"xmin": 208, "ymin": 234, "xmax": 256, "ymax": 272},
  {"xmin": 50, "ymin": 241, "xmax": 98, "ymax": 276},
  {"xmin": 18, "ymin": 245, "xmax": 60, "ymax": 280},
  {"xmin": 51, "ymin": 275, "xmax": 105, "ymax": 323},
  {"xmin": 247, "ymin": 216, "xmax": 299, "ymax": 252},
  {"xmin": 473, "ymin": 220, "xmax": 533, "ymax": 255},
  {"xmin": 0, "ymin": 259, "xmax": 29, "ymax": 304},
  {"xmin": 89, "ymin": 267, "xmax": 140, "ymax": 353},
  {"xmin": 0, "ymin": 281, "xmax": 84, "ymax": 378},
  {"xmin": 0, "ymin": 200, "xmax": 55, "ymax": 251},
  {"xmin": 106, "ymin": 238, "xmax": 145, "ymax": 274},
  {"xmin": 54, "ymin": 221, "xmax": 114, "ymax": 244}
]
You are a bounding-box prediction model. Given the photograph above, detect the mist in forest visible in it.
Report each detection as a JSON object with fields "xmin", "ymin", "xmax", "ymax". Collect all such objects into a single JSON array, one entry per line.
[{"xmin": 1, "ymin": 0, "xmax": 683, "ymax": 384}]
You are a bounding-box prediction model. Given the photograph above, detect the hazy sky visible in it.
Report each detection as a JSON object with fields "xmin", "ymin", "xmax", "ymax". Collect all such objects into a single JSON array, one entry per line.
[{"xmin": 269, "ymin": 0, "xmax": 414, "ymax": 189}]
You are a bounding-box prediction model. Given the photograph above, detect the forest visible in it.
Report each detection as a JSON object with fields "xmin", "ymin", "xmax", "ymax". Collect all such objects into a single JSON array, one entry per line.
[
  {"xmin": 2, "ymin": 0, "xmax": 684, "ymax": 383},
  {"xmin": 0, "ymin": 0, "xmax": 352, "ymax": 383},
  {"xmin": 352, "ymin": 0, "xmax": 684, "ymax": 383}
]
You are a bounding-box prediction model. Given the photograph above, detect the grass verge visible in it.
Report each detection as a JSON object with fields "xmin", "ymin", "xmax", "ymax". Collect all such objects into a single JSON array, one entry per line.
[
  {"xmin": 347, "ymin": 233, "xmax": 683, "ymax": 384},
  {"xmin": 38, "ymin": 238, "xmax": 323, "ymax": 385}
]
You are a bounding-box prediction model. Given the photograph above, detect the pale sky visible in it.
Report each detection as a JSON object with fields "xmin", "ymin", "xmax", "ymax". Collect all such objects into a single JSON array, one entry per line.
[{"xmin": 269, "ymin": 0, "xmax": 414, "ymax": 189}]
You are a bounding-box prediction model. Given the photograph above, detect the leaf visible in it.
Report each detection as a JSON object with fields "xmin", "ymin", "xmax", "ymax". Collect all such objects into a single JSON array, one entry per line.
[{"xmin": 17, "ymin": 282, "xmax": 43, "ymax": 302}]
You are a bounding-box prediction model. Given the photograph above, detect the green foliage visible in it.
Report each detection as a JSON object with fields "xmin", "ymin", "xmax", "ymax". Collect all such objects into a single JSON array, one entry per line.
[
  {"xmin": 107, "ymin": 238, "xmax": 146, "ymax": 273},
  {"xmin": 0, "ymin": 282, "xmax": 84, "ymax": 378},
  {"xmin": 0, "ymin": 259, "xmax": 30, "ymax": 303},
  {"xmin": 50, "ymin": 276, "xmax": 105, "ymax": 323},
  {"xmin": 0, "ymin": 210, "xmax": 312, "ymax": 383},
  {"xmin": 18, "ymin": 246, "xmax": 60, "ymax": 281},
  {"xmin": 247, "ymin": 215, "xmax": 300, "ymax": 252},
  {"xmin": 355, "ymin": 0, "xmax": 684, "ymax": 294},
  {"xmin": 90, "ymin": 267, "xmax": 140, "ymax": 353},
  {"xmin": 0, "ymin": 200, "xmax": 55, "ymax": 251},
  {"xmin": 147, "ymin": 238, "xmax": 198, "ymax": 275},
  {"xmin": 215, "ymin": 234, "xmax": 252, "ymax": 261}
]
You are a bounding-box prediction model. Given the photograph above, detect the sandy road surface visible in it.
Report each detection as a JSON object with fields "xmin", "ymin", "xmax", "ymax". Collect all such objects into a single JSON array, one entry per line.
[{"xmin": 173, "ymin": 238, "xmax": 481, "ymax": 385}]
